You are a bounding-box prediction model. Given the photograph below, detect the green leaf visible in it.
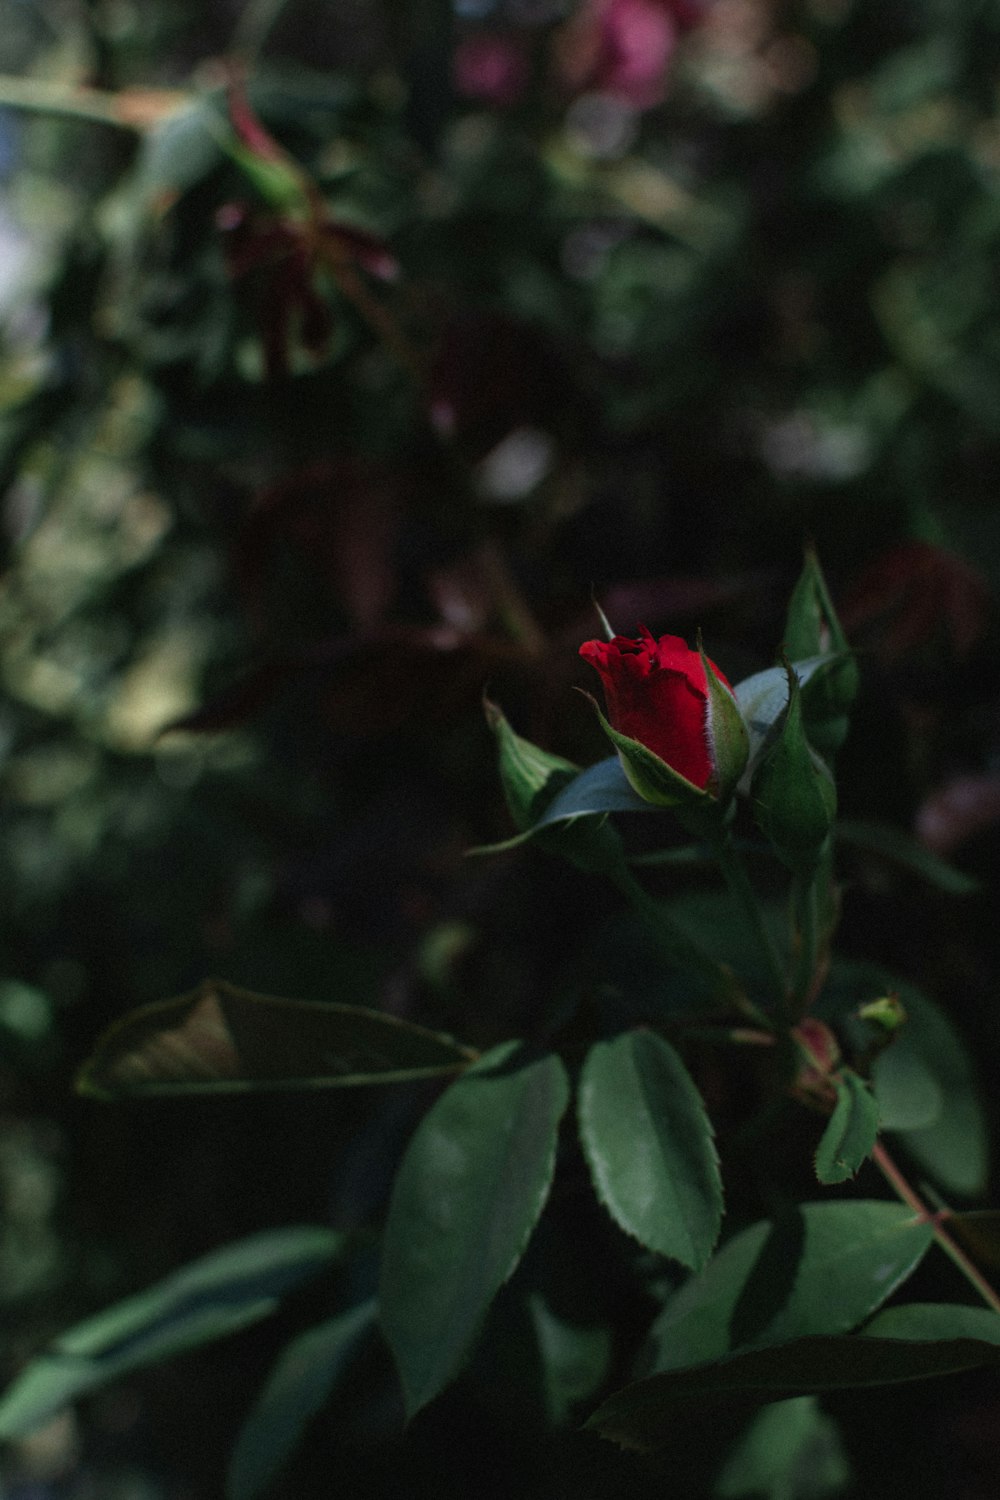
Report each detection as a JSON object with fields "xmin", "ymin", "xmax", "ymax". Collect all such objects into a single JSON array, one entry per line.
[
  {"xmin": 77, "ymin": 979, "xmax": 477, "ymax": 1098},
  {"xmin": 814, "ymin": 1071, "xmax": 879, "ymax": 1185},
  {"xmin": 871, "ymin": 981, "xmax": 987, "ymax": 1195},
  {"xmin": 472, "ymin": 756, "xmax": 660, "ymax": 858},
  {"xmin": 734, "ymin": 657, "xmax": 833, "ymax": 781},
  {"xmin": 539, "ymin": 756, "xmax": 656, "ymax": 816},
  {"xmin": 480, "ymin": 703, "xmax": 628, "ymax": 875},
  {"xmin": 836, "ymin": 820, "xmax": 979, "ymax": 896},
  {"xmin": 0, "ymin": 1227, "xmax": 343, "ymax": 1441},
  {"xmin": 528, "ymin": 1294, "xmax": 613, "ymax": 1426},
  {"xmin": 798, "ymin": 655, "xmax": 857, "ymax": 758},
  {"xmin": 865, "ymin": 1303, "xmax": 1000, "ymax": 1345},
  {"xmin": 578, "ymin": 1031, "xmax": 722, "ymax": 1270},
  {"xmin": 135, "ymin": 98, "xmax": 227, "ymax": 209},
  {"xmin": 715, "ymin": 1396, "xmax": 850, "ymax": 1499},
  {"xmin": 588, "ymin": 1332, "xmax": 1000, "ymax": 1452},
  {"xmin": 537, "ymin": 755, "xmax": 659, "ymax": 821},
  {"xmin": 226, "ymin": 1299, "xmax": 376, "ymax": 1500},
  {"xmin": 661, "ymin": 890, "xmax": 790, "ymax": 987},
  {"xmin": 379, "ymin": 1043, "xmax": 570, "ymax": 1417},
  {"xmin": 869, "ymin": 1044, "xmax": 942, "ymax": 1130},
  {"xmin": 821, "ymin": 965, "xmax": 987, "ymax": 1195},
  {"xmin": 648, "ymin": 1201, "xmax": 933, "ymax": 1373}
]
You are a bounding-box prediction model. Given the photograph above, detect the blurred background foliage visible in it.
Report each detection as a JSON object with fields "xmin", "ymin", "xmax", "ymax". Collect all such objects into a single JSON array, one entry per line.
[{"xmin": 0, "ymin": 0, "xmax": 999, "ymax": 1494}]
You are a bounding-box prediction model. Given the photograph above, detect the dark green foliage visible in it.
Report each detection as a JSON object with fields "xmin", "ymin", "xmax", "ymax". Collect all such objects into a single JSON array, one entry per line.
[{"xmin": 1, "ymin": 1, "xmax": 999, "ymax": 1496}]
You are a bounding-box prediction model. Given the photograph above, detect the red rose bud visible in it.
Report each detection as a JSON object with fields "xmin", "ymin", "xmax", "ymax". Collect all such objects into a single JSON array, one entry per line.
[{"xmin": 579, "ymin": 628, "xmax": 747, "ymax": 803}]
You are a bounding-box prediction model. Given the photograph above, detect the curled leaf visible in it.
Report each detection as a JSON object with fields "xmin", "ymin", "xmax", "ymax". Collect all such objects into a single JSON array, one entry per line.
[{"xmin": 77, "ymin": 979, "xmax": 477, "ymax": 1098}]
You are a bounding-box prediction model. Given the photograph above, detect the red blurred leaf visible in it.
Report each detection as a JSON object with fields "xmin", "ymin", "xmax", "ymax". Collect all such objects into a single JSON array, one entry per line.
[
  {"xmin": 427, "ymin": 542, "xmax": 549, "ymax": 650},
  {"xmin": 841, "ymin": 542, "xmax": 992, "ymax": 661},
  {"xmin": 217, "ymin": 198, "xmax": 397, "ymax": 377},
  {"xmin": 428, "ymin": 314, "xmax": 573, "ymax": 459},
  {"xmin": 453, "ymin": 32, "xmax": 531, "ymax": 107},
  {"xmin": 554, "ymin": 0, "xmax": 702, "ymax": 110},
  {"xmin": 557, "ymin": 572, "xmax": 768, "ymax": 650},
  {"xmin": 316, "ymin": 627, "xmax": 530, "ymax": 735},
  {"xmin": 160, "ymin": 654, "xmax": 307, "ymax": 735},
  {"xmin": 323, "ymin": 223, "xmax": 399, "ymax": 283},
  {"xmin": 162, "ymin": 627, "xmax": 532, "ymax": 738},
  {"xmin": 915, "ymin": 774, "xmax": 1000, "ymax": 856},
  {"xmin": 227, "ymin": 76, "xmax": 290, "ymax": 165},
  {"xmin": 233, "ymin": 460, "xmax": 402, "ymax": 631}
]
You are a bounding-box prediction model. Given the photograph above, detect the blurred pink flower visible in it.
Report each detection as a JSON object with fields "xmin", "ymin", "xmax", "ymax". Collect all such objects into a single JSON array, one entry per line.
[
  {"xmin": 453, "ymin": 33, "xmax": 531, "ymax": 106},
  {"xmin": 557, "ymin": 0, "xmax": 702, "ymax": 109}
]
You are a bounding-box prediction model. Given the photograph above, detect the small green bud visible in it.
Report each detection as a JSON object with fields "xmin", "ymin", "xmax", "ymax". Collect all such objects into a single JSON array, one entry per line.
[
  {"xmin": 751, "ymin": 661, "xmax": 837, "ymax": 874},
  {"xmin": 856, "ymin": 995, "xmax": 907, "ymax": 1033},
  {"xmin": 484, "ymin": 696, "xmax": 578, "ymax": 831},
  {"xmin": 784, "ymin": 548, "xmax": 859, "ymax": 755},
  {"xmin": 482, "ymin": 699, "xmax": 626, "ymax": 876}
]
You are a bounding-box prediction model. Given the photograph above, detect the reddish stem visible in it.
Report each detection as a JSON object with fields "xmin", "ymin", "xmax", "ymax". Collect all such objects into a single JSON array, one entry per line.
[{"xmin": 872, "ymin": 1141, "xmax": 1000, "ymax": 1317}]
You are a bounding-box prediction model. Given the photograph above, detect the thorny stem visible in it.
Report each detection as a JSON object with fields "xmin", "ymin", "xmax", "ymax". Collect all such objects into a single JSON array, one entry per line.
[
  {"xmin": 872, "ymin": 1141, "xmax": 1000, "ymax": 1318},
  {"xmin": 713, "ymin": 829, "xmax": 790, "ymax": 1014},
  {"xmin": 790, "ymin": 869, "xmax": 819, "ymax": 1012},
  {"xmin": 0, "ymin": 75, "xmax": 156, "ymax": 129},
  {"xmin": 795, "ymin": 1034, "xmax": 1000, "ymax": 1317},
  {"xmin": 611, "ymin": 865, "xmax": 774, "ymax": 1030}
]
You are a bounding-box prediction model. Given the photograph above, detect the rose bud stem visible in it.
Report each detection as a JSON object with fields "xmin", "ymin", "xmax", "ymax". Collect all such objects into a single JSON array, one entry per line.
[
  {"xmin": 710, "ymin": 826, "xmax": 792, "ymax": 1018},
  {"xmin": 609, "ymin": 864, "xmax": 773, "ymax": 1029}
]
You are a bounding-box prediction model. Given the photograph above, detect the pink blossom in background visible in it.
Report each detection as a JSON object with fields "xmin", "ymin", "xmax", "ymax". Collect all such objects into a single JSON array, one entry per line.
[
  {"xmin": 557, "ymin": 0, "xmax": 703, "ymax": 109},
  {"xmin": 453, "ymin": 33, "xmax": 531, "ymax": 106}
]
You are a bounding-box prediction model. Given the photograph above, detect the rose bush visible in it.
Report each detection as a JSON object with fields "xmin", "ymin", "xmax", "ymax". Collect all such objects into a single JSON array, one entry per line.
[{"xmin": 579, "ymin": 627, "xmax": 729, "ymax": 789}]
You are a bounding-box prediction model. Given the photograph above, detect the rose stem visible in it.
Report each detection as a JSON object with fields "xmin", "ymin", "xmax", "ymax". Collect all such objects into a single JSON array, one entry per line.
[
  {"xmin": 0, "ymin": 76, "xmax": 139, "ymax": 128},
  {"xmin": 790, "ymin": 868, "xmax": 819, "ymax": 1011},
  {"xmin": 712, "ymin": 832, "xmax": 790, "ymax": 1013},
  {"xmin": 872, "ymin": 1140, "xmax": 1000, "ymax": 1317},
  {"xmin": 611, "ymin": 867, "xmax": 773, "ymax": 1028}
]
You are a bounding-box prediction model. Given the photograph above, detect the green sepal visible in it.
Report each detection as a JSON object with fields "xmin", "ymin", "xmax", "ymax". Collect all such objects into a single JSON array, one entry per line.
[
  {"xmin": 856, "ymin": 995, "xmax": 907, "ymax": 1033},
  {"xmin": 596, "ymin": 705, "xmax": 705, "ymax": 808},
  {"xmin": 815, "ymin": 1069, "xmax": 880, "ymax": 1185},
  {"xmin": 698, "ymin": 636, "xmax": 749, "ymax": 805},
  {"xmin": 485, "ymin": 697, "xmax": 579, "ymax": 831},
  {"xmin": 784, "ymin": 550, "xmax": 859, "ymax": 755},
  {"xmin": 482, "ymin": 700, "xmax": 627, "ymax": 876},
  {"xmin": 784, "ymin": 548, "xmax": 852, "ymax": 661},
  {"xmin": 734, "ymin": 655, "xmax": 835, "ymax": 785},
  {"xmin": 588, "ymin": 699, "xmax": 725, "ymax": 841},
  {"xmin": 751, "ymin": 662, "xmax": 837, "ymax": 874}
]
